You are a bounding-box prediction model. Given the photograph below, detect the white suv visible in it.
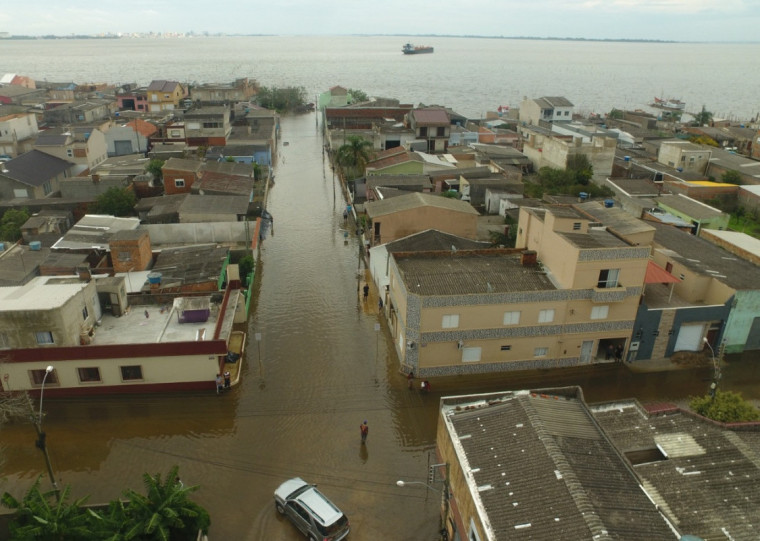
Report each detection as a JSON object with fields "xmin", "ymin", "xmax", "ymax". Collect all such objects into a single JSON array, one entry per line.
[{"xmin": 274, "ymin": 477, "xmax": 350, "ymax": 541}]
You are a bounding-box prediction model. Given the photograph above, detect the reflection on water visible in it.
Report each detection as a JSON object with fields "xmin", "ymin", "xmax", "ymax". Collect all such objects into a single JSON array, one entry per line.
[{"xmin": 1, "ymin": 114, "xmax": 759, "ymax": 540}]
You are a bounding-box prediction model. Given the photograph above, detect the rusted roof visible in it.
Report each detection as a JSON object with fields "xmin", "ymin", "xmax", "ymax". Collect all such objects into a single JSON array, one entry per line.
[
  {"xmin": 645, "ymin": 260, "xmax": 680, "ymax": 284},
  {"xmin": 411, "ymin": 108, "xmax": 450, "ymax": 126},
  {"xmin": 126, "ymin": 118, "xmax": 158, "ymax": 138}
]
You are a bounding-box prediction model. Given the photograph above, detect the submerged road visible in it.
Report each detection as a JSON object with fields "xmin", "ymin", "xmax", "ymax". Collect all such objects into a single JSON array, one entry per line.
[{"xmin": 1, "ymin": 113, "xmax": 759, "ymax": 540}]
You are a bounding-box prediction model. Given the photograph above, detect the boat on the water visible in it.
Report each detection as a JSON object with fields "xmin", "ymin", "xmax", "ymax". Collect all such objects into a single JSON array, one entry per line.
[
  {"xmin": 653, "ymin": 97, "xmax": 685, "ymax": 110},
  {"xmin": 402, "ymin": 43, "xmax": 434, "ymax": 55}
]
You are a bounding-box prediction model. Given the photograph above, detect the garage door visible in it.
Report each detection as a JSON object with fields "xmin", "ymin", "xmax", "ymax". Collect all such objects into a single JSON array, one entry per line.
[
  {"xmin": 114, "ymin": 140, "xmax": 134, "ymax": 155},
  {"xmin": 674, "ymin": 323, "xmax": 705, "ymax": 352}
]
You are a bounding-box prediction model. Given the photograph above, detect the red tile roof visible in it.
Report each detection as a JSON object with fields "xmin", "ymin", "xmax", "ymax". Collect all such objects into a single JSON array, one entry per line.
[{"xmin": 645, "ymin": 260, "xmax": 680, "ymax": 284}]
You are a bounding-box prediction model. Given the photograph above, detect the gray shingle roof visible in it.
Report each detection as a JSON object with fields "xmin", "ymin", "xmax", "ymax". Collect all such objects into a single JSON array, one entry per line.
[
  {"xmin": 443, "ymin": 390, "xmax": 673, "ymax": 540},
  {"xmin": 651, "ymin": 221, "xmax": 760, "ymax": 290},
  {"xmin": 0, "ymin": 150, "xmax": 73, "ymax": 187},
  {"xmin": 394, "ymin": 252, "xmax": 555, "ymax": 296},
  {"xmin": 365, "ymin": 192, "xmax": 479, "ymax": 218},
  {"xmin": 385, "ymin": 229, "xmax": 490, "ymax": 253},
  {"xmin": 593, "ymin": 402, "xmax": 760, "ymax": 540}
]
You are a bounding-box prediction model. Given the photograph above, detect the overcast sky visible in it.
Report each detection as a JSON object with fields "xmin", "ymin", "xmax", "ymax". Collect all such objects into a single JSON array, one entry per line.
[{"xmin": 1, "ymin": 0, "xmax": 758, "ymax": 42}]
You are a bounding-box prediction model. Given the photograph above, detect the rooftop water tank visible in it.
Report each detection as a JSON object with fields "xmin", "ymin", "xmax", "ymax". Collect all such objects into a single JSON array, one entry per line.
[
  {"xmin": 579, "ymin": 192, "xmax": 589, "ymax": 201},
  {"xmin": 604, "ymin": 199, "xmax": 614, "ymax": 208},
  {"xmin": 29, "ymin": 241, "xmax": 41, "ymax": 251},
  {"xmin": 624, "ymin": 156, "xmax": 630, "ymax": 162},
  {"xmin": 0, "ymin": 242, "xmax": 5, "ymax": 251},
  {"xmin": 147, "ymin": 272, "xmax": 162, "ymax": 284}
]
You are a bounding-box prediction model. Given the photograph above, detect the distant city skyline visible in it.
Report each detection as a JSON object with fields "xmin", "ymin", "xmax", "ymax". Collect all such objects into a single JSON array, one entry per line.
[{"xmin": 1, "ymin": 0, "xmax": 758, "ymax": 43}]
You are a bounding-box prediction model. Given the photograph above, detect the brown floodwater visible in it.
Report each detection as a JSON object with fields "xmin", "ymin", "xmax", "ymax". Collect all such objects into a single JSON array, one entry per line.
[{"xmin": 1, "ymin": 113, "xmax": 759, "ymax": 540}]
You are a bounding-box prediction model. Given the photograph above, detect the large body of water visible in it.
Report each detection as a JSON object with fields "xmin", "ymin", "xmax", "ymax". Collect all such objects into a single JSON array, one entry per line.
[{"xmin": 2, "ymin": 35, "xmax": 760, "ymax": 120}]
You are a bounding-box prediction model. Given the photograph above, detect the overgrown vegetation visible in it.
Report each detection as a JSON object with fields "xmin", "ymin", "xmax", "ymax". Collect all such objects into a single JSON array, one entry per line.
[
  {"xmin": 692, "ymin": 105, "xmax": 713, "ymax": 127},
  {"xmin": 348, "ymin": 88, "xmax": 369, "ymax": 103},
  {"xmin": 2, "ymin": 466, "xmax": 210, "ymax": 540},
  {"xmin": 256, "ymin": 86, "xmax": 307, "ymax": 112},
  {"xmin": 690, "ymin": 390, "xmax": 760, "ymax": 423},
  {"xmin": 145, "ymin": 159, "xmax": 165, "ymax": 183},
  {"xmin": 239, "ymin": 255, "xmax": 254, "ymax": 286},
  {"xmin": 607, "ymin": 108, "xmax": 624, "ymax": 120},
  {"xmin": 523, "ymin": 154, "xmax": 614, "ymax": 199},
  {"xmin": 488, "ymin": 214, "xmax": 517, "ymax": 248},
  {"xmin": 688, "ymin": 135, "xmax": 718, "ymax": 147},
  {"xmin": 89, "ymin": 187, "xmax": 137, "ymax": 217},
  {"xmin": 0, "ymin": 208, "xmax": 30, "ymax": 242},
  {"xmin": 721, "ymin": 170, "xmax": 742, "ymax": 185}
]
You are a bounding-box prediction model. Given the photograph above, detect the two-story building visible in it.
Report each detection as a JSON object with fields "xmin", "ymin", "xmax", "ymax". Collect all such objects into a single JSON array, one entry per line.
[
  {"xmin": 0, "ymin": 149, "xmax": 75, "ymax": 200},
  {"xmin": 146, "ymin": 80, "xmax": 186, "ymax": 112},
  {"xmin": 0, "ymin": 111, "xmax": 39, "ymax": 157},
  {"xmin": 657, "ymin": 140, "xmax": 712, "ymax": 175},
  {"xmin": 162, "ymin": 157, "xmax": 203, "ymax": 195},
  {"xmin": 184, "ymin": 106, "xmax": 232, "ymax": 147},
  {"xmin": 34, "ymin": 128, "xmax": 108, "ymax": 174},
  {"xmin": 407, "ymin": 107, "xmax": 450, "ymax": 154},
  {"xmin": 519, "ymin": 96, "xmax": 574, "ymax": 126},
  {"xmin": 190, "ymin": 78, "xmax": 257, "ymax": 105}
]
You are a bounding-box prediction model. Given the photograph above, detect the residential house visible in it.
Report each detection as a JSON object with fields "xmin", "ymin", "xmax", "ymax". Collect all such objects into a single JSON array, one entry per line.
[
  {"xmin": 657, "ymin": 140, "xmax": 712, "ymax": 175},
  {"xmin": 738, "ymin": 184, "xmax": 760, "ymax": 213},
  {"xmin": 0, "ymin": 73, "xmax": 36, "ymax": 88},
  {"xmin": 162, "ymin": 157, "xmax": 203, "ymax": 195},
  {"xmin": 364, "ymin": 192, "xmax": 479, "ymax": 247},
  {"xmin": 184, "ymin": 106, "xmax": 232, "ymax": 147},
  {"xmin": 368, "ymin": 229, "xmax": 490, "ymax": 305},
  {"xmin": 705, "ymin": 146, "xmax": 760, "ymax": 186},
  {"xmin": 146, "ymin": 80, "xmax": 186, "ymax": 112},
  {"xmin": 106, "ymin": 119, "xmax": 157, "ymax": 156},
  {"xmin": 51, "ymin": 215, "xmax": 141, "ymax": 254},
  {"xmin": 436, "ymin": 389, "xmax": 674, "ymax": 541},
  {"xmin": 116, "ymin": 86, "xmax": 149, "ymax": 112},
  {"xmin": 407, "ymin": 107, "xmax": 450, "ymax": 154},
  {"xmin": 519, "ymin": 96, "xmax": 574, "ymax": 126},
  {"xmin": 34, "ymin": 128, "xmax": 108, "ymax": 174},
  {"xmin": 644, "ymin": 221, "xmax": 760, "ymax": 355},
  {"xmin": 0, "ymin": 149, "xmax": 74, "ymax": 200},
  {"xmin": 206, "ymin": 144, "xmax": 270, "ymax": 166},
  {"xmin": 593, "ymin": 399, "xmax": 760, "ymax": 540},
  {"xmin": 654, "ymin": 193, "xmax": 730, "ymax": 234},
  {"xmin": 323, "ymin": 104, "xmax": 412, "ymax": 132},
  {"xmin": 0, "ymin": 243, "xmax": 52, "ymax": 286},
  {"xmin": 135, "ymin": 194, "xmax": 187, "ymax": 224},
  {"xmin": 42, "ymin": 99, "xmax": 116, "ymax": 126},
  {"xmin": 363, "ymin": 174, "xmax": 432, "ymax": 203},
  {"xmin": 521, "ymin": 125, "xmax": 617, "ymax": 182},
  {"xmin": 178, "ymin": 194, "xmax": 249, "ymax": 223},
  {"xmin": 0, "ymin": 111, "xmax": 39, "ymax": 157},
  {"xmin": 20, "ymin": 210, "xmax": 73, "ymax": 247},
  {"xmin": 318, "ymin": 85, "xmax": 349, "ymax": 109},
  {"xmin": 149, "ymin": 244, "xmax": 230, "ymax": 294},
  {"xmin": 459, "ymin": 173, "xmax": 523, "ymax": 207},
  {"xmin": 190, "ymin": 78, "xmax": 257, "ymax": 105},
  {"xmin": 0, "ymin": 85, "xmax": 47, "ymax": 105}
]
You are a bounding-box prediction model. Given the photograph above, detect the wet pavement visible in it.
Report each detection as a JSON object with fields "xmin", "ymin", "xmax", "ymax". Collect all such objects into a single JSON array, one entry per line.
[{"xmin": 1, "ymin": 113, "xmax": 760, "ymax": 540}]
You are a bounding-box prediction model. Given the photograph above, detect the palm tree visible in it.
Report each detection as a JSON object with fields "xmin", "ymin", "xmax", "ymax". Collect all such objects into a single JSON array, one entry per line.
[
  {"xmin": 336, "ymin": 136, "xmax": 373, "ymax": 179},
  {"xmin": 2, "ymin": 476, "xmax": 95, "ymax": 540},
  {"xmin": 122, "ymin": 465, "xmax": 210, "ymax": 541}
]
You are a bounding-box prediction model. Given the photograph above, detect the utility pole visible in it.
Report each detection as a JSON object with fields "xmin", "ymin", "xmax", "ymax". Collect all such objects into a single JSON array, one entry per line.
[{"xmin": 27, "ymin": 387, "xmax": 60, "ymax": 502}]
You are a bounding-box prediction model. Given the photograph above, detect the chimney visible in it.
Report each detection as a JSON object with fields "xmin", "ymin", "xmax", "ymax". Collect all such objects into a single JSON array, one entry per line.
[
  {"xmin": 76, "ymin": 265, "xmax": 92, "ymax": 282},
  {"xmin": 520, "ymin": 250, "xmax": 537, "ymax": 267}
]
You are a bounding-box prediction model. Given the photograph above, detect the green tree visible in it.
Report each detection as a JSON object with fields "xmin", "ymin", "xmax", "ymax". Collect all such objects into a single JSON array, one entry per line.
[
  {"xmin": 348, "ymin": 88, "xmax": 369, "ymax": 103},
  {"xmin": 692, "ymin": 105, "xmax": 713, "ymax": 127},
  {"xmin": 2, "ymin": 477, "xmax": 95, "ymax": 540},
  {"xmin": 238, "ymin": 254, "xmax": 254, "ymax": 286},
  {"xmin": 252, "ymin": 162, "xmax": 262, "ymax": 181},
  {"xmin": 721, "ymin": 170, "xmax": 742, "ymax": 185},
  {"xmin": 336, "ymin": 136, "xmax": 373, "ymax": 180},
  {"xmin": 123, "ymin": 465, "xmax": 210, "ymax": 541},
  {"xmin": 567, "ymin": 154, "xmax": 593, "ymax": 185},
  {"xmin": 90, "ymin": 187, "xmax": 136, "ymax": 217},
  {"xmin": 145, "ymin": 159, "xmax": 165, "ymax": 183},
  {"xmin": 0, "ymin": 208, "xmax": 30, "ymax": 242},
  {"xmin": 256, "ymin": 86, "xmax": 307, "ymax": 112},
  {"xmin": 689, "ymin": 135, "xmax": 719, "ymax": 147},
  {"xmin": 607, "ymin": 108, "xmax": 624, "ymax": 120},
  {"xmin": 690, "ymin": 390, "xmax": 760, "ymax": 423}
]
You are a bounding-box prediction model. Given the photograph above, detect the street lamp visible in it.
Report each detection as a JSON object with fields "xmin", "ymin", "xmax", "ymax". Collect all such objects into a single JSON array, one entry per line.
[
  {"xmin": 396, "ymin": 479, "xmax": 441, "ymax": 492},
  {"xmin": 35, "ymin": 365, "xmax": 60, "ymax": 500},
  {"xmin": 703, "ymin": 338, "xmax": 720, "ymax": 399},
  {"xmin": 397, "ymin": 463, "xmax": 451, "ymax": 540}
]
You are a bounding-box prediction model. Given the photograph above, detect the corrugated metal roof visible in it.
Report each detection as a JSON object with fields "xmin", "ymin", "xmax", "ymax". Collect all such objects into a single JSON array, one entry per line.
[{"xmin": 365, "ymin": 192, "xmax": 478, "ymax": 218}]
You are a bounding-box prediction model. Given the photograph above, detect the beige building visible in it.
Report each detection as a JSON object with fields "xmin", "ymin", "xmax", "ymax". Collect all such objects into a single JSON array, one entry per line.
[
  {"xmin": 364, "ymin": 192, "xmax": 479, "ymax": 246},
  {"xmin": 657, "ymin": 140, "xmax": 712, "ymax": 174},
  {"xmin": 518, "ymin": 96, "xmax": 574, "ymax": 126},
  {"xmin": 146, "ymin": 80, "xmax": 186, "ymax": 112},
  {"xmin": 387, "ymin": 205, "xmax": 649, "ymax": 376},
  {"xmin": 521, "ymin": 127, "xmax": 617, "ymax": 182}
]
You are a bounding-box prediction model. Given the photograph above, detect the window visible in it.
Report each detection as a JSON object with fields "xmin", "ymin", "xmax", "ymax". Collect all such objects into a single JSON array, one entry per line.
[
  {"xmin": 462, "ymin": 347, "xmax": 482, "ymax": 362},
  {"xmin": 35, "ymin": 331, "xmax": 54, "ymax": 345},
  {"xmin": 0, "ymin": 332, "xmax": 9, "ymax": 349},
  {"xmin": 29, "ymin": 368, "xmax": 58, "ymax": 386},
  {"xmin": 564, "ymin": 111, "xmax": 569, "ymax": 116},
  {"xmin": 174, "ymin": 179, "xmax": 185, "ymax": 188},
  {"xmin": 43, "ymin": 180, "xmax": 52, "ymax": 195},
  {"xmin": 419, "ymin": 127, "xmax": 428, "ymax": 137},
  {"xmin": 437, "ymin": 126, "xmax": 445, "ymax": 137},
  {"xmin": 82, "ymin": 306, "xmax": 89, "ymax": 320},
  {"xmin": 442, "ymin": 314, "xmax": 459, "ymax": 329},
  {"xmin": 77, "ymin": 367, "xmax": 101, "ymax": 383},
  {"xmin": 572, "ymin": 222, "xmax": 581, "ymax": 230},
  {"xmin": 538, "ymin": 309, "xmax": 555, "ymax": 323},
  {"xmin": 118, "ymin": 251, "xmax": 131, "ymax": 262},
  {"xmin": 591, "ymin": 305, "xmax": 609, "ymax": 320},
  {"xmin": 500, "ymin": 345, "xmax": 512, "ymax": 351},
  {"xmin": 534, "ymin": 347, "xmax": 549, "ymax": 357},
  {"xmin": 66, "ymin": 149, "xmax": 74, "ymax": 157},
  {"xmin": 170, "ymin": 129, "xmax": 181, "ymax": 138},
  {"xmin": 597, "ymin": 269, "xmax": 619, "ymax": 289},
  {"xmin": 120, "ymin": 365, "xmax": 143, "ymax": 381},
  {"xmin": 503, "ymin": 311, "xmax": 521, "ymax": 325}
]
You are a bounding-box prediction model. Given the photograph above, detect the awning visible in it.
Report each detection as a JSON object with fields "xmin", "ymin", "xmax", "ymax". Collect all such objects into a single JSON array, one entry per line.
[{"xmin": 645, "ymin": 261, "xmax": 680, "ymax": 284}]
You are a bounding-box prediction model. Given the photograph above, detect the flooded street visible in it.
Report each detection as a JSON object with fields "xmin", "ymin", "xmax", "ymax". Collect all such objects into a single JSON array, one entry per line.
[{"xmin": 2, "ymin": 113, "xmax": 760, "ymax": 540}]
